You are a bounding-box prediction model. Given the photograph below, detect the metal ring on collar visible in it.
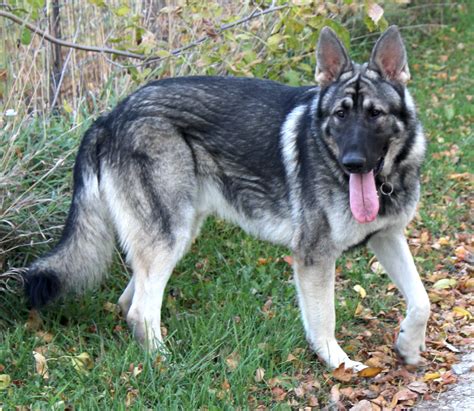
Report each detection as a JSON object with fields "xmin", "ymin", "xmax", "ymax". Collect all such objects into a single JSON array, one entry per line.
[{"xmin": 380, "ymin": 182, "xmax": 394, "ymax": 196}]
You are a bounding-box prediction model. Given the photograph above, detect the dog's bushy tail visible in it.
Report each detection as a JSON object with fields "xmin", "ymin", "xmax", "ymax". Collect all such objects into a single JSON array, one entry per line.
[{"xmin": 25, "ymin": 120, "xmax": 115, "ymax": 308}]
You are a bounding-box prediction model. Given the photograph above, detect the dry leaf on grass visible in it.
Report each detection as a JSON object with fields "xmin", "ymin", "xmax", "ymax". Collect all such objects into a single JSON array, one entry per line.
[
  {"xmin": 407, "ymin": 380, "xmax": 429, "ymax": 394},
  {"xmin": 357, "ymin": 367, "xmax": 383, "ymax": 378},
  {"xmin": 390, "ymin": 388, "xmax": 418, "ymax": 407},
  {"xmin": 349, "ymin": 399, "xmax": 373, "ymax": 411},
  {"xmin": 353, "ymin": 284, "xmax": 367, "ymax": 298},
  {"xmin": 71, "ymin": 352, "xmax": 94, "ymax": 374},
  {"xmin": 225, "ymin": 351, "xmax": 240, "ymax": 371},
  {"xmin": 333, "ymin": 363, "xmax": 353, "ymax": 382},
  {"xmin": 254, "ymin": 367, "xmax": 265, "ymax": 382},
  {"xmin": 0, "ymin": 374, "xmax": 11, "ymax": 390},
  {"xmin": 25, "ymin": 309, "xmax": 43, "ymax": 331},
  {"xmin": 271, "ymin": 386, "xmax": 287, "ymax": 401},
  {"xmin": 33, "ymin": 351, "xmax": 49, "ymax": 379}
]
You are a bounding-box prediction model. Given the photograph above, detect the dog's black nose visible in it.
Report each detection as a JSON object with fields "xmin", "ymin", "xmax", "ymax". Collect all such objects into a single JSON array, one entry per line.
[{"xmin": 342, "ymin": 153, "xmax": 366, "ymax": 173}]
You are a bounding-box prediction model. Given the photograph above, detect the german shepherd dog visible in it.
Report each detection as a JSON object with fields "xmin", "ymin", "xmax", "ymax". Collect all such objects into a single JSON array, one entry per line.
[{"xmin": 25, "ymin": 26, "xmax": 430, "ymax": 371}]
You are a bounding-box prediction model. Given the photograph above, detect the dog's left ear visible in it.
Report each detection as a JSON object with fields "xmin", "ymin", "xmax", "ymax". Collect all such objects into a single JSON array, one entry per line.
[
  {"xmin": 315, "ymin": 27, "xmax": 352, "ymax": 87},
  {"xmin": 368, "ymin": 25, "xmax": 410, "ymax": 84}
]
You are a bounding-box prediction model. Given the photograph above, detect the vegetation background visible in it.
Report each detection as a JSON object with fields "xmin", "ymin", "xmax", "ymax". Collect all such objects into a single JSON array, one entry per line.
[{"xmin": 0, "ymin": 0, "xmax": 472, "ymax": 409}]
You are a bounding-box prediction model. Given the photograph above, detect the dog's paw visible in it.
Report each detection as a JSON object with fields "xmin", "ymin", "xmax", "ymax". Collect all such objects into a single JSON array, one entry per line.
[
  {"xmin": 314, "ymin": 338, "xmax": 367, "ymax": 371},
  {"xmin": 395, "ymin": 331, "xmax": 424, "ymax": 365},
  {"xmin": 341, "ymin": 358, "xmax": 368, "ymax": 372}
]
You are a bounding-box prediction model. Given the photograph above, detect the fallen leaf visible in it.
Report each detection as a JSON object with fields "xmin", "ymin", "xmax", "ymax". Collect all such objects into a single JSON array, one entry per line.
[
  {"xmin": 225, "ymin": 352, "xmax": 240, "ymax": 371},
  {"xmin": 132, "ymin": 364, "xmax": 143, "ymax": 377},
  {"xmin": 25, "ymin": 309, "xmax": 43, "ymax": 331},
  {"xmin": 340, "ymin": 386, "xmax": 355, "ymax": 399},
  {"xmin": 286, "ymin": 353, "xmax": 297, "ymax": 362},
  {"xmin": 441, "ymin": 370, "xmax": 457, "ymax": 385},
  {"xmin": 255, "ymin": 367, "xmax": 265, "ymax": 382},
  {"xmin": 221, "ymin": 378, "xmax": 231, "ymax": 390},
  {"xmin": 33, "ymin": 351, "xmax": 49, "ymax": 379},
  {"xmin": 257, "ymin": 257, "xmax": 271, "ymax": 266},
  {"xmin": 354, "ymin": 284, "xmax": 367, "ymax": 298},
  {"xmin": 354, "ymin": 302, "xmax": 364, "ymax": 317},
  {"xmin": 455, "ymin": 246, "xmax": 473, "ymax": 263},
  {"xmin": 271, "ymin": 386, "xmax": 287, "ymax": 401},
  {"xmin": 283, "ymin": 255, "xmax": 293, "ymax": 266},
  {"xmin": 294, "ymin": 385, "xmax": 306, "ymax": 398},
  {"xmin": 330, "ymin": 383, "xmax": 341, "ymax": 403},
  {"xmin": 0, "ymin": 374, "xmax": 11, "ymax": 390},
  {"xmin": 333, "ymin": 363, "xmax": 353, "ymax": 382},
  {"xmin": 35, "ymin": 331, "xmax": 54, "ymax": 343},
  {"xmin": 349, "ymin": 399, "xmax": 373, "ymax": 411},
  {"xmin": 407, "ymin": 381, "xmax": 429, "ymax": 394},
  {"xmin": 433, "ymin": 278, "xmax": 457, "ymax": 289},
  {"xmin": 262, "ymin": 298, "xmax": 273, "ymax": 313},
  {"xmin": 103, "ymin": 301, "xmax": 121, "ymax": 314},
  {"xmin": 448, "ymin": 172, "xmax": 471, "ymax": 181},
  {"xmin": 424, "ymin": 371, "xmax": 441, "ymax": 381},
  {"xmin": 71, "ymin": 352, "xmax": 94, "ymax": 373},
  {"xmin": 308, "ymin": 395, "xmax": 319, "ymax": 407},
  {"xmin": 358, "ymin": 367, "xmax": 383, "ymax": 378},
  {"xmin": 444, "ymin": 341, "xmax": 460, "ymax": 353},
  {"xmin": 370, "ymin": 261, "xmax": 385, "ymax": 274},
  {"xmin": 125, "ymin": 388, "xmax": 139, "ymax": 407},
  {"xmin": 391, "ymin": 388, "xmax": 418, "ymax": 406}
]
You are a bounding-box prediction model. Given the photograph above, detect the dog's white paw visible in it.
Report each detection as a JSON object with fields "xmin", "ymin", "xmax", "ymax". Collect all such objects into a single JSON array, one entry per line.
[
  {"xmin": 395, "ymin": 327, "xmax": 425, "ymax": 365},
  {"xmin": 342, "ymin": 358, "xmax": 368, "ymax": 372},
  {"xmin": 126, "ymin": 309, "xmax": 165, "ymax": 351},
  {"xmin": 314, "ymin": 339, "xmax": 366, "ymax": 371}
]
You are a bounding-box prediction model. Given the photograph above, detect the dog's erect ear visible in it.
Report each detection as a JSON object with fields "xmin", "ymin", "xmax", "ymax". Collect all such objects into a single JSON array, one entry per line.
[
  {"xmin": 315, "ymin": 27, "xmax": 352, "ymax": 87},
  {"xmin": 368, "ymin": 25, "xmax": 410, "ymax": 84}
]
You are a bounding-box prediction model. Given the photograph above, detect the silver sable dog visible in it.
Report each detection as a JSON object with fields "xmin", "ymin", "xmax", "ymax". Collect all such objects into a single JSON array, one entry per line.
[{"xmin": 25, "ymin": 26, "xmax": 430, "ymax": 371}]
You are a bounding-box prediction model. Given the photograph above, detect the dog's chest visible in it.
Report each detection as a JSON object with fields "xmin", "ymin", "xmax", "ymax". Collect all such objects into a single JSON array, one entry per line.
[{"xmin": 326, "ymin": 204, "xmax": 409, "ymax": 250}]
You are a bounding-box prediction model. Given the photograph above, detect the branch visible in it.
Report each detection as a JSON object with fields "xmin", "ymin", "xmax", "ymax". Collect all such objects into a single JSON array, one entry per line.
[
  {"xmin": 0, "ymin": 4, "xmax": 289, "ymax": 64},
  {"xmin": 0, "ymin": 10, "xmax": 145, "ymax": 59}
]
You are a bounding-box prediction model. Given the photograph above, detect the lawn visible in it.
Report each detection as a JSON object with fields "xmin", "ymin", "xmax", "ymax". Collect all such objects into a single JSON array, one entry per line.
[{"xmin": 0, "ymin": 4, "xmax": 472, "ymax": 409}]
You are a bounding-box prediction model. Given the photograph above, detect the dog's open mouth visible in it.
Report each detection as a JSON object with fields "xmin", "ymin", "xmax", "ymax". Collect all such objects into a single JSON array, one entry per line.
[{"xmin": 349, "ymin": 157, "xmax": 384, "ymax": 224}]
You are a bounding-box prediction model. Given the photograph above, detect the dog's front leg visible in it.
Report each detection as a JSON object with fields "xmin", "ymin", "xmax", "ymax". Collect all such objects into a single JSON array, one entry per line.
[
  {"xmin": 294, "ymin": 257, "xmax": 366, "ymax": 371},
  {"xmin": 369, "ymin": 228, "xmax": 430, "ymax": 364}
]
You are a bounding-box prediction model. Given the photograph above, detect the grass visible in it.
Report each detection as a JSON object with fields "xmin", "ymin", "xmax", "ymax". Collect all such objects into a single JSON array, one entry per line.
[{"xmin": 1, "ymin": 5, "xmax": 473, "ymax": 409}]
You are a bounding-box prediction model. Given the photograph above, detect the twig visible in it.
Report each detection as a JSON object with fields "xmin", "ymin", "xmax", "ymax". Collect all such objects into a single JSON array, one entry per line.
[
  {"xmin": 0, "ymin": 268, "xmax": 24, "ymax": 293},
  {"xmin": 50, "ymin": 18, "xmax": 81, "ymax": 111},
  {"xmin": 0, "ymin": 10, "xmax": 145, "ymax": 59},
  {"xmin": 0, "ymin": 4, "xmax": 289, "ymax": 65}
]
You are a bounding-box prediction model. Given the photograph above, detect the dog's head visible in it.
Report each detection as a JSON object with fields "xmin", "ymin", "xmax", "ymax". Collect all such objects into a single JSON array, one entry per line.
[{"xmin": 314, "ymin": 26, "xmax": 412, "ymax": 223}]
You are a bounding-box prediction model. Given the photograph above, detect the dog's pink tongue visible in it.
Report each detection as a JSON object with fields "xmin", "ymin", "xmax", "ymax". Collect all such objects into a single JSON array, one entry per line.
[{"xmin": 349, "ymin": 171, "xmax": 379, "ymax": 223}]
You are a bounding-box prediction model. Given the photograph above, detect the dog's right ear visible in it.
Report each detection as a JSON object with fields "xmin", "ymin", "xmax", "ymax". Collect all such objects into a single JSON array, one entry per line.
[{"xmin": 315, "ymin": 27, "xmax": 352, "ymax": 87}]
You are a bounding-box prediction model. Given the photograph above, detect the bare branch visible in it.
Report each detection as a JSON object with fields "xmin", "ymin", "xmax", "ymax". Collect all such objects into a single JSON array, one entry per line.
[{"xmin": 0, "ymin": 10, "xmax": 145, "ymax": 59}]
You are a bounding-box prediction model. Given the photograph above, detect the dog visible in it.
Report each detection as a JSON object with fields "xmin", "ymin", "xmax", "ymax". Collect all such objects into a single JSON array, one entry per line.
[{"xmin": 24, "ymin": 26, "xmax": 430, "ymax": 371}]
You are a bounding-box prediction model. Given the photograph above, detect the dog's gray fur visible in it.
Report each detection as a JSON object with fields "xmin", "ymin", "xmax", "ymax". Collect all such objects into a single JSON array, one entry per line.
[{"xmin": 25, "ymin": 26, "xmax": 430, "ymax": 370}]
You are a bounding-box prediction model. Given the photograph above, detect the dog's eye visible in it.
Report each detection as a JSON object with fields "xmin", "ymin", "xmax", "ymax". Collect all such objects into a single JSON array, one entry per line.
[
  {"xmin": 370, "ymin": 108, "xmax": 382, "ymax": 118},
  {"xmin": 335, "ymin": 110, "xmax": 346, "ymax": 118}
]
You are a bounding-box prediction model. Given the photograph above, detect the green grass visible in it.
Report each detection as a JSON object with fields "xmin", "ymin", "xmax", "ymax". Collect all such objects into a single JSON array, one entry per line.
[{"xmin": 1, "ymin": 5, "xmax": 473, "ymax": 409}]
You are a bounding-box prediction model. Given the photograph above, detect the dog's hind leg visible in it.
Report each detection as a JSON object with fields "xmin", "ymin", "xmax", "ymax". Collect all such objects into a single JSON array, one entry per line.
[
  {"xmin": 368, "ymin": 228, "xmax": 430, "ymax": 365},
  {"xmin": 124, "ymin": 225, "xmax": 195, "ymax": 351},
  {"xmin": 101, "ymin": 118, "xmax": 200, "ymax": 351},
  {"xmin": 118, "ymin": 276, "xmax": 135, "ymax": 316}
]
